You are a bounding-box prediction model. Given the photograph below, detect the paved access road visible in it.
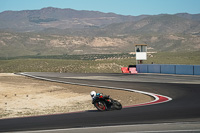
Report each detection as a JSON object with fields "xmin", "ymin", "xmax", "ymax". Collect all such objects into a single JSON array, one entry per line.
[{"xmin": 0, "ymin": 72, "xmax": 200, "ymax": 132}]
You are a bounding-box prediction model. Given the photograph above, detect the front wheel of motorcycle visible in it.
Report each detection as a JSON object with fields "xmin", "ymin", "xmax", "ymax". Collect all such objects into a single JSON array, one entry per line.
[
  {"xmin": 94, "ymin": 101, "xmax": 107, "ymax": 111},
  {"xmin": 113, "ymin": 100, "xmax": 122, "ymax": 110}
]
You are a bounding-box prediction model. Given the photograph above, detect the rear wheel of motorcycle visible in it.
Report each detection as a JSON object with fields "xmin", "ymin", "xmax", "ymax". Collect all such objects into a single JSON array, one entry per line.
[
  {"xmin": 113, "ymin": 100, "xmax": 122, "ymax": 110},
  {"xmin": 94, "ymin": 101, "xmax": 107, "ymax": 111}
]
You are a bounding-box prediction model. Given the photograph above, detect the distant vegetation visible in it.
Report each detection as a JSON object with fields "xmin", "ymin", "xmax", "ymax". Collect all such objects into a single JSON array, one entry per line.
[
  {"xmin": 0, "ymin": 52, "xmax": 200, "ymax": 73},
  {"xmin": 29, "ymin": 17, "xmax": 58, "ymax": 23},
  {"xmin": 0, "ymin": 53, "xmax": 135, "ymax": 60}
]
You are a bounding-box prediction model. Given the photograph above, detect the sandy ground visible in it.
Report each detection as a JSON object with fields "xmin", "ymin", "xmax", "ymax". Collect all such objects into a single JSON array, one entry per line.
[{"xmin": 0, "ymin": 73, "xmax": 153, "ymax": 119}]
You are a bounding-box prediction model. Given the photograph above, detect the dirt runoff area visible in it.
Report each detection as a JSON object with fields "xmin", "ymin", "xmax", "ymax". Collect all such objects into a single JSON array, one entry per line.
[{"xmin": 0, "ymin": 73, "xmax": 153, "ymax": 119}]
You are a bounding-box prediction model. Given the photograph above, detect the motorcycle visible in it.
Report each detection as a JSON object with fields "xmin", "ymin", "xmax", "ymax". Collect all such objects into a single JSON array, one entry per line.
[{"xmin": 93, "ymin": 94, "xmax": 122, "ymax": 111}]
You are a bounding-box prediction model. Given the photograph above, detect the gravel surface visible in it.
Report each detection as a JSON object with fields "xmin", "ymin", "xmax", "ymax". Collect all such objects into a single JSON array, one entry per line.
[{"xmin": 0, "ymin": 73, "xmax": 153, "ymax": 119}]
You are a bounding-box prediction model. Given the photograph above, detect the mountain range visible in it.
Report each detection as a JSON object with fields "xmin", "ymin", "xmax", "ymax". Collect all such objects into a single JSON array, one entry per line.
[
  {"xmin": 0, "ymin": 7, "xmax": 148, "ymax": 32},
  {"xmin": 0, "ymin": 7, "xmax": 200, "ymax": 57}
]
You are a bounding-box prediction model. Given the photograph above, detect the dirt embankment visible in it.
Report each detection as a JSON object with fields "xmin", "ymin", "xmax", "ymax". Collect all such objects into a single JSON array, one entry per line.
[{"xmin": 0, "ymin": 73, "xmax": 153, "ymax": 119}]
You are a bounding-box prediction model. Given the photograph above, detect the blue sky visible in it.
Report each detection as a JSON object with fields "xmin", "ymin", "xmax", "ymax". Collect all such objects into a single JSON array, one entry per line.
[{"xmin": 0, "ymin": 0, "xmax": 200, "ymax": 16}]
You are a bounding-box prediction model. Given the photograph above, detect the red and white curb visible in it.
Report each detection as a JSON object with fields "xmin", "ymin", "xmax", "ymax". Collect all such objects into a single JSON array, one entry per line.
[
  {"xmin": 124, "ymin": 94, "xmax": 171, "ymax": 108},
  {"xmin": 19, "ymin": 72, "xmax": 172, "ymax": 109}
]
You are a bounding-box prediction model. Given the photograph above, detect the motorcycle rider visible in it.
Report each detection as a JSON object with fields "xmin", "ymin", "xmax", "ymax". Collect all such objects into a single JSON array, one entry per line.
[
  {"xmin": 90, "ymin": 91, "xmax": 96, "ymax": 99},
  {"xmin": 90, "ymin": 91, "xmax": 102, "ymax": 104}
]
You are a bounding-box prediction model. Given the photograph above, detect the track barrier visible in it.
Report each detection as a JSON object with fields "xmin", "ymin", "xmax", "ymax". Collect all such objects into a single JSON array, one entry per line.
[
  {"xmin": 121, "ymin": 67, "xmax": 129, "ymax": 73},
  {"xmin": 121, "ymin": 67, "xmax": 138, "ymax": 74},
  {"xmin": 129, "ymin": 67, "xmax": 138, "ymax": 74},
  {"xmin": 136, "ymin": 64, "xmax": 200, "ymax": 75}
]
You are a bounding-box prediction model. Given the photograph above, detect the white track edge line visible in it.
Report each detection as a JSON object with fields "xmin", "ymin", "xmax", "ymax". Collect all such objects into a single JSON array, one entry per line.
[{"xmin": 19, "ymin": 72, "xmax": 172, "ymax": 107}]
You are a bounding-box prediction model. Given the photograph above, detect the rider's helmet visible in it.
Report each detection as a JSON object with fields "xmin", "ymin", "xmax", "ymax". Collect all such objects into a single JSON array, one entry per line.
[{"xmin": 90, "ymin": 91, "xmax": 96, "ymax": 98}]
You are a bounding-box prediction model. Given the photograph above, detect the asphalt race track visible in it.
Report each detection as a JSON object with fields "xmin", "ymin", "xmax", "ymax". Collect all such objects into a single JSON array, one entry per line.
[{"xmin": 0, "ymin": 72, "xmax": 200, "ymax": 132}]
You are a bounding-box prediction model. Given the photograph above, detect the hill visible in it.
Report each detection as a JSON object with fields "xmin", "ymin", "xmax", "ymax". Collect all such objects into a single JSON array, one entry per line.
[
  {"xmin": 0, "ymin": 7, "xmax": 147, "ymax": 32},
  {"xmin": 101, "ymin": 14, "xmax": 200, "ymax": 35},
  {"xmin": 0, "ymin": 7, "xmax": 200, "ymax": 57}
]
